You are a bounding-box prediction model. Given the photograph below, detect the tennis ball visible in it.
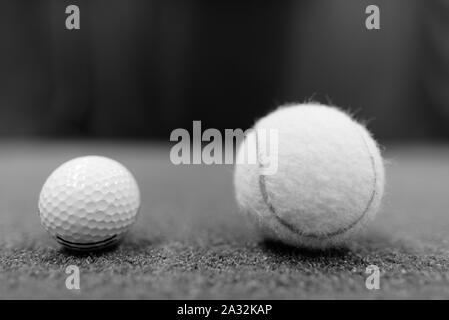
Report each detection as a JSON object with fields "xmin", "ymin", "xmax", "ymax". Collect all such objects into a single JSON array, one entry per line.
[{"xmin": 234, "ymin": 103, "xmax": 385, "ymax": 249}]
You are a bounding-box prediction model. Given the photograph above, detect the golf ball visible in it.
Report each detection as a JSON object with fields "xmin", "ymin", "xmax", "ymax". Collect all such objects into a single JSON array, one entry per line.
[{"xmin": 38, "ymin": 156, "xmax": 140, "ymax": 250}]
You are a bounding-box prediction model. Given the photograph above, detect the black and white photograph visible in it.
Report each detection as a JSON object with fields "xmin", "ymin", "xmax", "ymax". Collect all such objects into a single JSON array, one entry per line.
[{"xmin": 1, "ymin": 0, "xmax": 449, "ymax": 306}]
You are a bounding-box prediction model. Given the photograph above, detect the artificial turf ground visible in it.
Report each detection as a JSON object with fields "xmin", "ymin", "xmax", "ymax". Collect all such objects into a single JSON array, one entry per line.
[{"xmin": 1, "ymin": 142, "xmax": 449, "ymax": 299}]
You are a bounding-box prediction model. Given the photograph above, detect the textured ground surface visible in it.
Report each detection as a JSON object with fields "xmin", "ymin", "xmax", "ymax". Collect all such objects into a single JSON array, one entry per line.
[{"xmin": 1, "ymin": 141, "xmax": 449, "ymax": 299}]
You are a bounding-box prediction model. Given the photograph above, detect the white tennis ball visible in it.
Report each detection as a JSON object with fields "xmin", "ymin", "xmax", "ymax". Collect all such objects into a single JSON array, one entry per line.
[{"xmin": 234, "ymin": 103, "xmax": 385, "ymax": 249}]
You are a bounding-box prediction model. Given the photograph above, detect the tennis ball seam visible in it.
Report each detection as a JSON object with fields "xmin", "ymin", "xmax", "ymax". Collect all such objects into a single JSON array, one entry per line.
[{"xmin": 255, "ymin": 121, "xmax": 378, "ymax": 240}]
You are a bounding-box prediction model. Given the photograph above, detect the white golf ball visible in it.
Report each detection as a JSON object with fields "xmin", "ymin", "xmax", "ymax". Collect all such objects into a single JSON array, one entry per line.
[{"xmin": 38, "ymin": 156, "xmax": 141, "ymax": 250}]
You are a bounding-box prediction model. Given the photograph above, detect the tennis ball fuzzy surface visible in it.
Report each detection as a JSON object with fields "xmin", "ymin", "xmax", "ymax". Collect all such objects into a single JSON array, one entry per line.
[{"xmin": 234, "ymin": 103, "xmax": 385, "ymax": 249}]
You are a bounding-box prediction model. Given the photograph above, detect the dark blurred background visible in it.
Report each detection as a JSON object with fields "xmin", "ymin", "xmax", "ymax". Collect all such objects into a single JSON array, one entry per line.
[{"xmin": 1, "ymin": 0, "xmax": 448, "ymax": 141}]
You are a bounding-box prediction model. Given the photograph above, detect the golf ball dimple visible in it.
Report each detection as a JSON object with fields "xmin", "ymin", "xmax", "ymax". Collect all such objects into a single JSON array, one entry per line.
[{"xmin": 38, "ymin": 156, "xmax": 140, "ymax": 250}]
